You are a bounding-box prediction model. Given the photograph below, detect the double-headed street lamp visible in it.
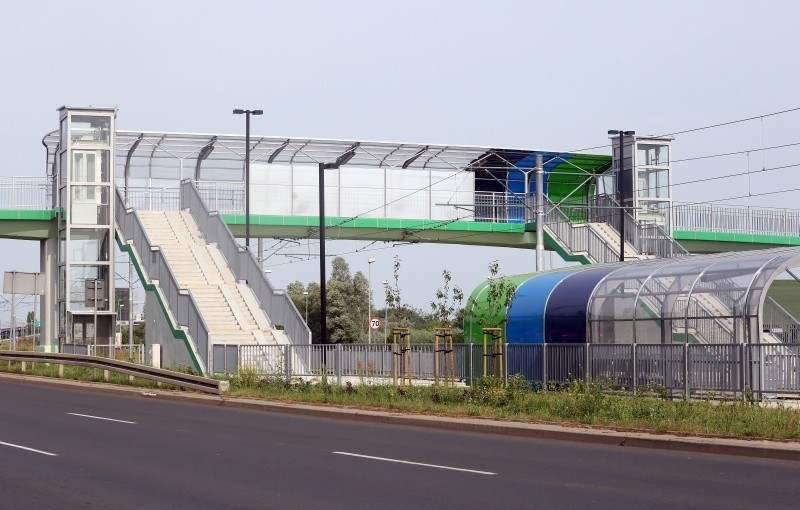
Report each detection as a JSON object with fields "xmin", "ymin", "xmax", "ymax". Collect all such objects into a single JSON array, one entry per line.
[
  {"xmin": 233, "ymin": 108, "xmax": 263, "ymax": 250},
  {"xmin": 318, "ymin": 145, "xmax": 358, "ymax": 345},
  {"xmin": 608, "ymin": 129, "xmax": 635, "ymax": 262}
]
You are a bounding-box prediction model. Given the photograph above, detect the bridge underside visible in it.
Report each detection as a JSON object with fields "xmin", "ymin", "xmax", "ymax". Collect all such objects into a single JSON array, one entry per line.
[
  {"xmin": 0, "ymin": 211, "xmax": 56, "ymax": 240},
  {"xmin": 223, "ymin": 214, "xmax": 536, "ymax": 248}
]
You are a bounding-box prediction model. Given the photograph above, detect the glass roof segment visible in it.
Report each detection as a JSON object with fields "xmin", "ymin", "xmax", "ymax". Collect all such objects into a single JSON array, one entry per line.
[
  {"xmin": 463, "ymin": 247, "xmax": 800, "ymax": 347},
  {"xmin": 587, "ymin": 247, "xmax": 800, "ymax": 345}
]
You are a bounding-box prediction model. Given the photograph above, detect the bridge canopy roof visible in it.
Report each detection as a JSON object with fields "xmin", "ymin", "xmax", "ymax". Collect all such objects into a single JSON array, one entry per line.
[{"xmin": 43, "ymin": 130, "xmax": 611, "ymax": 181}]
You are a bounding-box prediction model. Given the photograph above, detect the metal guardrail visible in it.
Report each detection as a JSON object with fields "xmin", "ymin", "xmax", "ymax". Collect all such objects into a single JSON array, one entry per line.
[
  {"xmin": 0, "ymin": 177, "xmax": 51, "ymax": 209},
  {"xmin": 0, "ymin": 351, "xmax": 228, "ymax": 394},
  {"xmin": 217, "ymin": 342, "xmax": 800, "ymax": 399},
  {"xmin": 115, "ymin": 187, "xmax": 210, "ymax": 374},
  {"xmin": 542, "ymin": 196, "xmax": 619, "ymax": 263},
  {"xmin": 179, "ymin": 179, "xmax": 312, "ymax": 346},
  {"xmin": 763, "ymin": 297, "xmax": 800, "ymax": 343},
  {"xmin": 673, "ymin": 203, "xmax": 800, "ymax": 237},
  {"xmin": 588, "ymin": 194, "xmax": 689, "ymax": 258}
]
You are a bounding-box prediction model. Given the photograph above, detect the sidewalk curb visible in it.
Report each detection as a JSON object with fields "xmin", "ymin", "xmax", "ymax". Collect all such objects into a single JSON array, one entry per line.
[{"xmin": 3, "ymin": 372, "xmax": 800, "ymax": 461}]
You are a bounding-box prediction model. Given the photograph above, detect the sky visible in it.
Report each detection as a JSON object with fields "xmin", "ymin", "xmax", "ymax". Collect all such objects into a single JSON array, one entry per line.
[{"xmin": 2, "ymin": 0, "xmax": 800, "ymax": 323}]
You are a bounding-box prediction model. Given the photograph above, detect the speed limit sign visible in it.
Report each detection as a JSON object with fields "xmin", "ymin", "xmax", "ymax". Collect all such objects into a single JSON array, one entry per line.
[{"xmin": 369, "ymin": 317, "xmax": 382, "ymax": 330}]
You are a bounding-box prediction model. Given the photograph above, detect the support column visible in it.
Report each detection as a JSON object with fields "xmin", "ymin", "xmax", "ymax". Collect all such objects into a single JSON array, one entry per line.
[
  {"xmin": 535, "ymin": 154, "xmax": 545, "ymax": 271},
  {"xmin": 40, "ymin": 237, "xmax": 58, "ymax": 351}
]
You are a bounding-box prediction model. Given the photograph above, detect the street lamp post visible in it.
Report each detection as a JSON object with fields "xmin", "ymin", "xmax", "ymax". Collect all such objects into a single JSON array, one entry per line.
[
  {"xmin": 233, "ymin": 108, "xmax": 263, "ymax": 251},
  {"xmin": 318, "ymin": 146, "xmax": 357, "ymax": 345},
  {"xmin": 382, "ymin": 280, "xmax": 389, "ymax": 344},
  {"xmin": 608, "ymin": 129, "xmax": 635, "ymax": 262},
  {"xmin": 117, "ymin": 303, "xmax": 125, "ymax": 348},
  {"xmin": 302, "ymin": 290, "xmax": 309, "ymax": 323},
  {"xmin": 367, "ymin": 258, "xmax": 375, "ymax": 343}
]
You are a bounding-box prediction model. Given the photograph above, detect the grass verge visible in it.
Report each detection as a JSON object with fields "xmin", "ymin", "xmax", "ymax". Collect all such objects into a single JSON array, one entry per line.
[
  {"xmin": 226, "ymin": 372, "xmax": 800, "ymax": 441},
  {"xmin": 3, "ymin": 361, "xmax": 799, "ymax": 442}
]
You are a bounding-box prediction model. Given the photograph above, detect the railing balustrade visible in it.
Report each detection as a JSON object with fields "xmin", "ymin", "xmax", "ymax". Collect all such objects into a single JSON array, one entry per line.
[{"xmin": 4, "ymin": 176, "xmax": 799, "ymax": 239}]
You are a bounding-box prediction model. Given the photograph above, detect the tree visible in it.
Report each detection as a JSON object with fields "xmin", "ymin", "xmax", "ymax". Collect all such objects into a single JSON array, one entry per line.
[
  {"xmin": 327, "ymin": 257, "xmax": 369, "ymax": 343},
  {"xmin": 430, "ymin": 269, "xmax": 464, "ymax": 328},
  {"xmin": 287, "ymin": 280, "xmax": 321, "ymax": 343},
  {"xmin": 286, "ymin": 257, "xmax": 370, "ymax": 343},
  {"xmin": 464, "ymin": 260, "xmax": 516, "ymax": 339}
]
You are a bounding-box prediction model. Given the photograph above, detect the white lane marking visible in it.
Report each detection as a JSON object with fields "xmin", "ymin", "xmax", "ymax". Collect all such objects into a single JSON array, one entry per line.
[
  {"xmin": 0, "ymin": 440, "xmax": 58, "ymax": 456},
  {"xmin": 68, "ymin": 413, "xmax": 137, "ymax": 425},
  {"xmin": 333, "ymin": 451, "xmax": 496, "ymax": 475}
]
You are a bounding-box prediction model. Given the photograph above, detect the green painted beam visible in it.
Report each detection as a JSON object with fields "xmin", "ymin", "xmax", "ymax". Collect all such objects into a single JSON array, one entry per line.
[
  {"xmin": 222, "ymin": 213, "xmax": 533, "ymax": 248},
  {"xmin": 673, "ymin": 229, "xmax": 800, "ymax": 253},
  {"xmin": 0, "ymin": 209, "xmax": 57, "ymax": 240}
]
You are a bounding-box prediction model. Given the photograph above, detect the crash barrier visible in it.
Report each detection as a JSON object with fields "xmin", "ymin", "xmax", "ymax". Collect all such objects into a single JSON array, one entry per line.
[{"xmin": 0, "ymin": 351, "xmax": 228, "ymax": 394}]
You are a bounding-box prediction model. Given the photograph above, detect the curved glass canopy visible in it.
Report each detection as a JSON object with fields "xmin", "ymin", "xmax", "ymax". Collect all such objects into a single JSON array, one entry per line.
[{"xmin": 466, "ymin": 247, "xmax": 800, "ymax": 345}]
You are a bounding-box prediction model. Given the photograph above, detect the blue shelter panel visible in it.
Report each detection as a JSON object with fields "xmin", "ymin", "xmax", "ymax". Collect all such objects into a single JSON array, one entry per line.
[
  {"xmin": 545, "ymin": 265, "xmax": 619, "ymax": 343},
  {"xmin": 505, "ymin": 151, "xmax": 558, "ymax": 223},
  {"xmin": 506, "ymin": 268, "xmax": 583, "ymax": 344}
]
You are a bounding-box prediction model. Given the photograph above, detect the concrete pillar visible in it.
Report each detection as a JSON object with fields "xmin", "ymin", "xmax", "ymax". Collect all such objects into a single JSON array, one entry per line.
[{"xmin": 40, "ymin": 237, "xmax": 59, "ymax": 351}]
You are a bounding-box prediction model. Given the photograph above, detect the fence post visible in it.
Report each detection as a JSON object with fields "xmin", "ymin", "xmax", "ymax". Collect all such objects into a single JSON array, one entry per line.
[
  {"xmin": 469, "ymin": 344, "xmax": 474, "ymax": 390},
  {"xmin": 684, "ymin": 342, "xmax": 690, "ymax": 400},
  {"xmin": 632, "ymin": 343, "xmax": 637, "ymax": 395},
  {"xmin": 284, "ymin": 345, "xmax": 291, "ymax": 381},
  {"xmin": 504, "ymin": 343, "xmax": 509, "ymax": 387},
  {"xmin": 585, "ymin": 343, "xmax": 590, "ymax": 385},
  {"xmin": 542, "ymin": 343, "xmax": 548, "ymax": 391},
  {"xmin": 741, "ymin": 342, "xmax": 747, "ymax": 403},
  {"xmin": 336, "ymin": 344, "xmax": 342, "ymax": 385}
]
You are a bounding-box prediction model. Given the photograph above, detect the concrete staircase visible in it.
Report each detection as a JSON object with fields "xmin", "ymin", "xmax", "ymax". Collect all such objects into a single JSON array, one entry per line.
[
  {"xmin": 587, "ymin": 222, "xmax": 651, "ymax": 261},
  {"xmin": 137, "ymin": 210, "xmax": 288, "ymax": 346}
]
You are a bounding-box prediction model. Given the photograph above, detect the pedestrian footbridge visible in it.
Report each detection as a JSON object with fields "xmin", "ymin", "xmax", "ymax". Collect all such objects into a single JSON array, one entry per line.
[{"xmin": 1, "ymin": 115, "xmax": 799, "ymax": 374}]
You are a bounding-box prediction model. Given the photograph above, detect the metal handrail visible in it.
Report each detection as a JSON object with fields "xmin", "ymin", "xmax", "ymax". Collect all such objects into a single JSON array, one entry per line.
[
  {"xmin": 0, "ymin": 351, "xmax": 228, "ymax": 394},
  {"xmin": 115, "ymin": 187, "xmax": 210, "ymax": 374},
  {"xmin": 179, "ymin": 179, "xmax": 311, "ymax": 346},
  {"xmin": 673, "ymin": 203, "xmax": 800, "ymax": 237},
  {"xmin": 763, "ymin": 297, "xmax": 800, "ymax": 343},
  {"xmin": 542, "ymin": 195, "xmax": 619, "ymax": 263},
  {"xmin": 588, "ymin": 194, "xmax": 688, "ymax": 258}
]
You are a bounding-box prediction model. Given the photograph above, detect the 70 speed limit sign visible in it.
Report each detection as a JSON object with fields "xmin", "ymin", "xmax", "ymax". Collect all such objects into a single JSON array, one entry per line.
[{"xmin": 369, "ymin": 317, "xmax": 382, "ymax": 330}]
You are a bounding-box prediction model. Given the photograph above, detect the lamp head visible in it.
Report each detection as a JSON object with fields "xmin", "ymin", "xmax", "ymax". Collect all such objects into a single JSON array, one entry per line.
[{"xmin": 233, "ymin": 109, "xmax": 245, "ymax": 115}]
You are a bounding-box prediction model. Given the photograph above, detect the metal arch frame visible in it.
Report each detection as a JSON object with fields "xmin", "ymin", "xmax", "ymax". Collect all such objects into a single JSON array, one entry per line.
[
  {"xmin": 194, "ymin": 137, "xmax": 217, "ymax": 181},
  {"xmin": 123, "ymin": 133, "xmax": 144, "ymax": 204}
]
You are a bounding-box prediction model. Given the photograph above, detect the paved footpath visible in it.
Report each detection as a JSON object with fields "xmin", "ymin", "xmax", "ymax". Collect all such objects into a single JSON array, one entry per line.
[{"xmin": 3, "ymin": 372, "xmax": 800, "ymax": 462}]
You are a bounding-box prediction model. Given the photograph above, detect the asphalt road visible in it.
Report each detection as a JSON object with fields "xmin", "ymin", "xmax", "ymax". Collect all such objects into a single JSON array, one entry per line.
[{"xmin": 1, "ymin": 379, "xmax": 799, "ymax": 509}]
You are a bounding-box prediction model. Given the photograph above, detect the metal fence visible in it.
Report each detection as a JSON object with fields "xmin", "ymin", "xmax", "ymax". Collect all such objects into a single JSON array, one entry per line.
[{"xmin": 214, "ymin": 342, "xmax": 800, "ymax": 399}]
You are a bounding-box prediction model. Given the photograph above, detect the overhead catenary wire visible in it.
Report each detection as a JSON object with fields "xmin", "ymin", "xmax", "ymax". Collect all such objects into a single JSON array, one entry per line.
[{"xmin": 264, "ymin": 106, "xmax": 800, "ymax": 264}]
